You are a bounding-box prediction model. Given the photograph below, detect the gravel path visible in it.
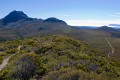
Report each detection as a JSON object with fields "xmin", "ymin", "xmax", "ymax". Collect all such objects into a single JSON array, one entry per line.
[
  {"xmin": 106, "ymin": 38, "xmax": 115, "ymax": 58},
  {"xmin": 0, "ymin": 54, "xmax": 15, "ymax": 71},
  {"xmin": 0, "ymin": 46, "xmax": 21, "ymax": 71}
]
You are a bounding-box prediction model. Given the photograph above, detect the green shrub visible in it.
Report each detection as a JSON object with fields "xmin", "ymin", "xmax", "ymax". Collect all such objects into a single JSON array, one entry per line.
[
  {"xmin": 96, "ymin": 67, "xmax": 103, "ymax": 74},
  {"xmin": 42, "ymin": 68, "xmax": 108, "ymax": 80},
  {"xmin": 5, "ymin": 48, "xmax": 17, "ymax": 54},
  {"xmin": 0, "ymin": 56, "xmax": 3, "ymax": 64}
]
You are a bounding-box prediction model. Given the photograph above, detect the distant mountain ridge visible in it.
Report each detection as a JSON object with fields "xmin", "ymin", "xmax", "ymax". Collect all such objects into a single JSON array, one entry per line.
[
  {"xmin": 109, "ymin": 24, "xmax": 120, "ymax": 28},
  {"xmin": 72, "ymin": 26, "xmax": 98, "ymax": 29},
  {"xmin": 97, "ymin": 26, "xmax": 117, "ymax": 31},
  {"xmin": 1, "ymin": 10, "xmax": 67, "ymax": 26},
  {"xmin": 0, "ymin": 10, "xmax": 70, "ymax": 40},
  {"xmin": 0, "ymin": 10, "xmax": 120, "ymax": 41}
]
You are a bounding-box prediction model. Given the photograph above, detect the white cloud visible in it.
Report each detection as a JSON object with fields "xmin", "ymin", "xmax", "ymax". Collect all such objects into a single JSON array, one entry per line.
[
  {"xmin": 64, "ymin": 15, "xmax": 69, "ymax": 17},
  {"xmin": 109, "ymin": 13, "xmax": 120, "ymax": 17},
  {"xmin": 65, "ymin": 20, "xmax": 120, "ymax": 27},
  {"xmin": 109, "ymin": 15, "xmax": 117, "ymax": 17},
  {"xmin": 116, "ymin": 13, "xmax": 120, "ymax": 15}
]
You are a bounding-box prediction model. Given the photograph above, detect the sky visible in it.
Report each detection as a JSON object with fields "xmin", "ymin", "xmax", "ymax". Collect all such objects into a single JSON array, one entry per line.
[{"xmin": 1, "ymin": 0, "xmax": 120, "ymax": 26}]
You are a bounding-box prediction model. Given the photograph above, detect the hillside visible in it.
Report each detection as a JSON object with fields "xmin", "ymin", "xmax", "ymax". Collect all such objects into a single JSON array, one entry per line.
[
  {"xmin": 0, "ymin": 11, "xmax": 120, "ymax": 62},
  {"xmin": 69, "ymin": 26, "xmax": 120, "ymax": 62},
  {"xmin": 0, "ymin": 35, "xmax": 120, "ymax": 80}
]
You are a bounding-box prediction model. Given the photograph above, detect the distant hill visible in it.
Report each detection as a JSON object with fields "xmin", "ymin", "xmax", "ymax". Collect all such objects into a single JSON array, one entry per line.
[
  {"xmin": 109, "ymin": 24, "xmax": 120, "ymax": 27},
  {"xmin": 97, "ymin": 26, "xmax": 117, "ymax": 32},
  {"xmin": 44, "ymin": 17, "xmax": 67, "ymax": 24},
  {"xmin": 96, "ymin": 26, "xmax": 120, "ymax": 38},
  {"xmin": 72, "ymin": 26, "xmax": 98, "ymax": 29}
]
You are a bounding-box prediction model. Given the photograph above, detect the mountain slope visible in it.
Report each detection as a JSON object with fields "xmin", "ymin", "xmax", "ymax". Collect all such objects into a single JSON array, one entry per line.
[
  {"xmin": 0, "ymin": 35, "xmax": 120, "ymax": 80},
  {"xmin": 68, "ymin": 27, "xmax": 120, "ymax": 62}
]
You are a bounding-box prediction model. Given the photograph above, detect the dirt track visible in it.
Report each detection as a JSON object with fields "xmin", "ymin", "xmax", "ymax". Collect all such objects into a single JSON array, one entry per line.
[
  {"xmin": 106, "ymin": 38, "xmax": 114, "ymax": 57},
  {"xmin": 0, "ymin": 46, "xmax": 21, "ymax": 71}
]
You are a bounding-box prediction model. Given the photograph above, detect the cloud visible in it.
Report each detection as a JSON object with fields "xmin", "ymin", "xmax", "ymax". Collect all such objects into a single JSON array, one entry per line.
[
  {"xmin": 109, "ymin": 13, "xmax": 120, "ymax": 17},
  {"xmin": 63, "ymin": 15, "xmax": 69, "ymax": 17},
  {"xmin": 116, "ymin": 13, "xmax": 120, "ymax": 15},
  {"xmin": 65, "ymin": 20, "xmax": 120, "ymax": 27},
  {"xmin": 109, "ymin": 15, "xmax": 117, "ymax": 17}
]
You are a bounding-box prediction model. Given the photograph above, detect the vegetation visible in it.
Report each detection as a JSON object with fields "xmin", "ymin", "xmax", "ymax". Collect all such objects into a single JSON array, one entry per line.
[{"xmin": 0, "ymin": 35, "xmax": 120, "ymax": 80}]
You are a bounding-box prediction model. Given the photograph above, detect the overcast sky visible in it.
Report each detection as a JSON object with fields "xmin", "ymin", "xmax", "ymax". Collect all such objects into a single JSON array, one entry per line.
[{"xmin": 1, "ymin": 0, "xmax": 120, "ymax": 26}]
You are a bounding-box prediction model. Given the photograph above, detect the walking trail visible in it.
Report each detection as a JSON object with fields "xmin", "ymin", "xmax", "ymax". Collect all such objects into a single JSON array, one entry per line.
[
  {"xmin": 105, "ymin": 38, "xmax": 115, "ymax": 58},
  {"xmin": 0, "ymin": 45, "xmax": 21, "ymax": 71}
]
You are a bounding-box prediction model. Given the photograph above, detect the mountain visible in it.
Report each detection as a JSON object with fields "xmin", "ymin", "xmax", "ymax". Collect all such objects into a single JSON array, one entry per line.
[
  {"xmin": 0, "ymin": 11, "xmax": 71, "ymax": 41},
  {"xmin": 2, "ymin": 10, "xmax": 30, "ymax": 25}
]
